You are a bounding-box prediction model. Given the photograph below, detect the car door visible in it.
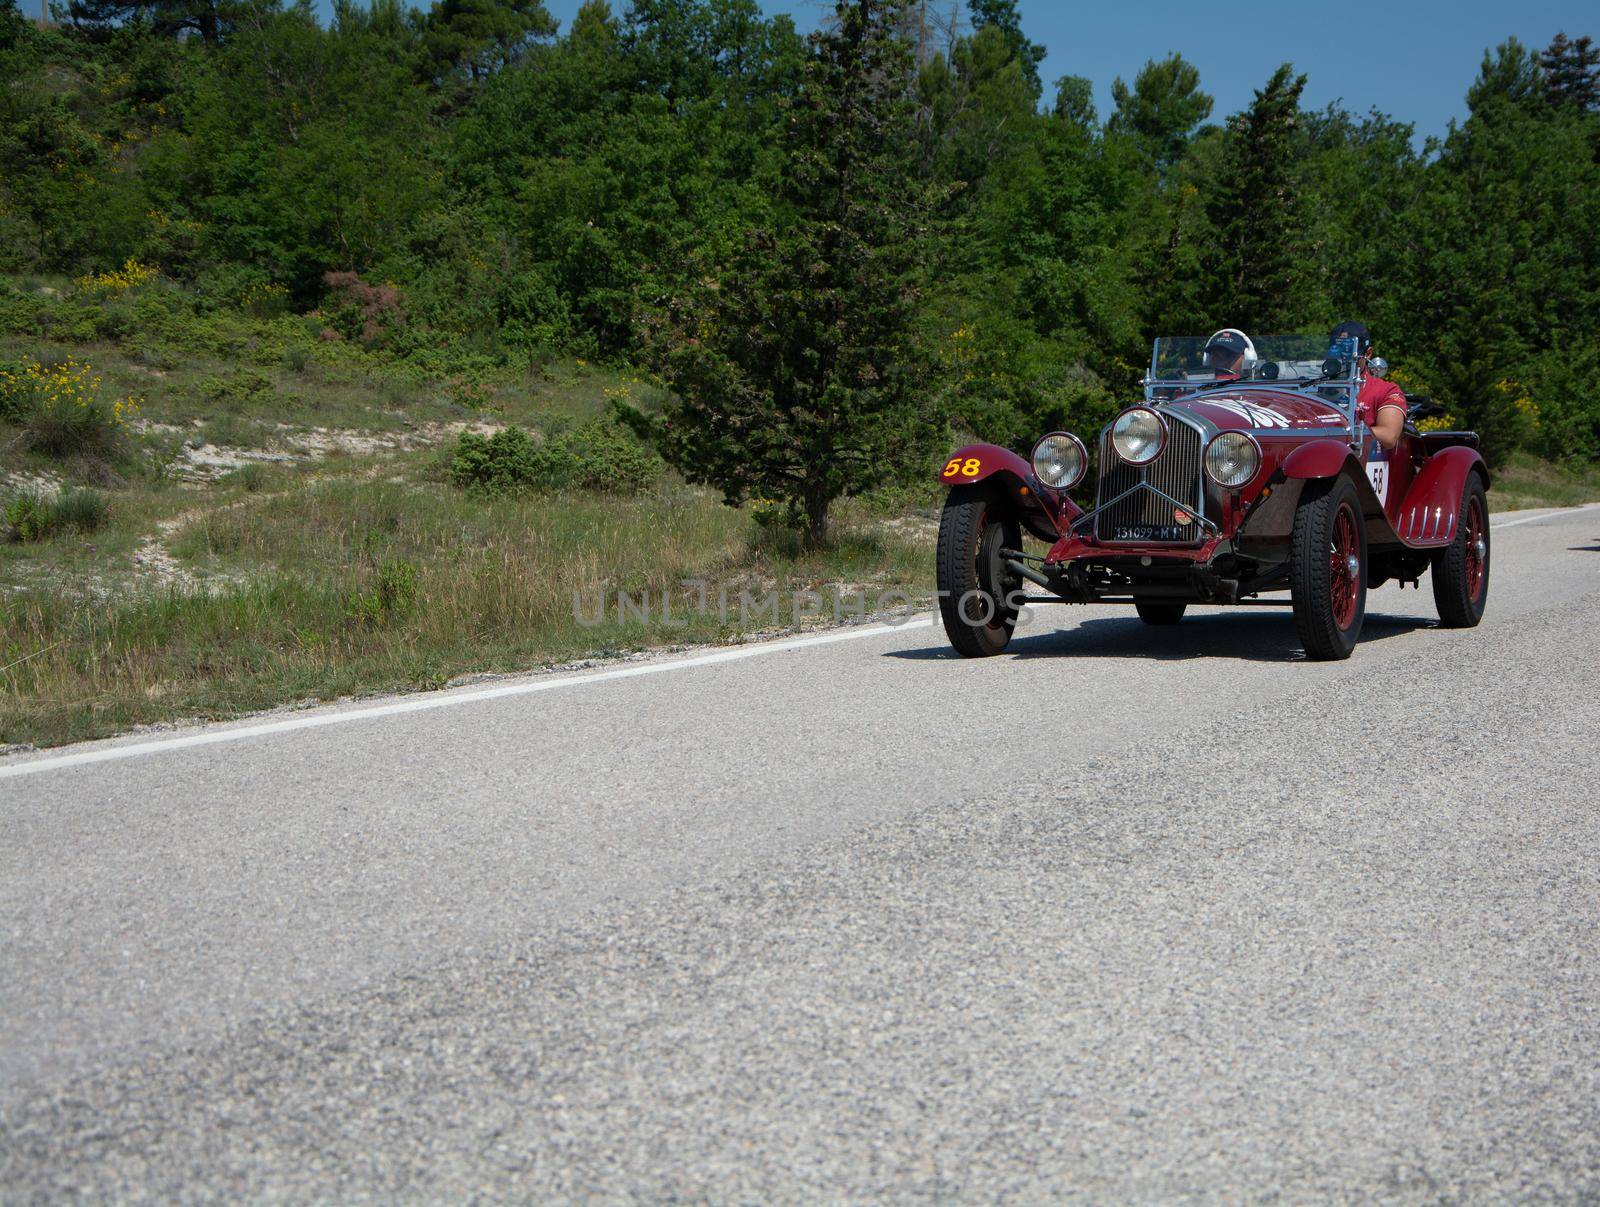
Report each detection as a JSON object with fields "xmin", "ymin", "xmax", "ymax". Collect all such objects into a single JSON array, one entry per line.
[{"xmin": 1361, "ymin": 420, "xmax": 1419, "ymax": 526}]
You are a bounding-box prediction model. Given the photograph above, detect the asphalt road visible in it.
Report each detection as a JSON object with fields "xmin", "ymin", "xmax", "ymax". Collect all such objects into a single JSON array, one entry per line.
[{"xmin": 4, "ymin": 505, "xmax": 1599, "ymax": 1201}]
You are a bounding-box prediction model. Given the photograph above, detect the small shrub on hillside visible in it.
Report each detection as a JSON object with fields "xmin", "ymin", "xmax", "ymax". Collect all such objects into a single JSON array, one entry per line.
[
  {"xmin": 0, "ymin": 285, "xmax": 44, "ymax": 336},
  {"xmin": 319, "ymin": 272, "xmax": 408, "ymax": 349},
  {"xmin": 2, "ymin": 488, "xmax": 106, "ymax": 543},
  {"xmin": 74, "ymin": 259, "xmax": 159, "ymax": 297},
  {"xmin": 4, "ymin": 494, "xmax": 49, "ymax": 543},
  {"xmin": 283, "ymin": 345, "xmax": 311, "ymax": 372},
  {"xmin": 449, "ymin": 426, "xmax": 540, "ymax": 497},
  {"xmin": 448, "ymin": 421, "xmax": 665, "ymax": 497},
  {"xmin": 0, "ymin": 359, "xmax": 27, "ymax": 421},
  {"xmin": 344, "ymin": 558, "xmax": 420, "ymax": 628},
  {"xmin": 198, "ymin": 368, "xmax": 274, "ymax": 409},
  {"xmin": 445, "ymin": 376, "xmax": 496, "ymax": 410},
  {"xmin": 241, "ymin": 281, "xmax": 291, "ymax": 319},
  {"xmin": 51, "ymin": 487, "xmax": 109, "ymax": 533},
  {"xmin": 551, "ymin": 420, "xmax": 666, "ymax": 492},
  {"xmin": 223, "ymin": 463, "xmax": 272, "ymax": 492},
  {"xmin": 0, "ymin": 357, "xmax": 139, "ymax": 458}
]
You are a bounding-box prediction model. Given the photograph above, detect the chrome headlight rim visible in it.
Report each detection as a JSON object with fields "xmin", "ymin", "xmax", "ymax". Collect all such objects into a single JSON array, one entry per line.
[
  {"xmin": 1030, "ymin": 431, "xmax": 1088, "ymax": 491},
  {"xmin": 1203, "ymin": 430, "xmax": 1263, "ymax": 489},
  {"xmin": 1110, "ymin": 406, "xmax": 1168, "ymax": 466}
]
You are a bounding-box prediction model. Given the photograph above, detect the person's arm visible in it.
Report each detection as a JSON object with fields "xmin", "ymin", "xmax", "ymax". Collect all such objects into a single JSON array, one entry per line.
[{"xmin": 1372, "ymin": 403, "xmax": 1406, "ymax": 451}]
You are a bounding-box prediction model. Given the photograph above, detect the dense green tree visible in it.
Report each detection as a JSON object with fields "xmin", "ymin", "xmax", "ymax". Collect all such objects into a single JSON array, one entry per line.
[
  {"xmin": 645, "ymin": 0, "xmax": 939, "ymax": 545},
  {"xmin": 1051, "ymin": 74, "xmax": 1094, "ymax": 129},
  {"xmin": 1202, "ymin": 64, "xmax": 1309, "ymax": 332},
  {"xmin": 63, "ymin": 0, "xmax": 266, "ymax": 44},
  {"xmin": 1541, "ymin": 31, "xmax": 1600, "ymax": 110},
  {"xmin": 1107, "ymin": 53, "xmax": 1213, "ymax": 168},
  {"xmin": 421, "ymin": 0, "xmax": 554, "ymax": 84},
  {"xmin": 967, "ymin": 0, "xmax": 1043, "ymax": 101},
  {"xmin": 1389, "ymin": 39, "xmax": 1600, "ymax": 463}
]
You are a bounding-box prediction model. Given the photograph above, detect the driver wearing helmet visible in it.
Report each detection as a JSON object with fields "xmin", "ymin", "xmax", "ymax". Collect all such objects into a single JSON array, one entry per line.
[
  {"xmin": 1202, "ymin": 328, "xmax": 1256, "ymax": 380},
  {"xmin": 1330, "ymin": 320, "xmax": 1407, "ymax": 451}
]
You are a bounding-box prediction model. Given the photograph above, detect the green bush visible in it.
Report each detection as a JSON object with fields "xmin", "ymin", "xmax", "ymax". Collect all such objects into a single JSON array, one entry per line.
[
  {"xmin": 448, "ymin": 421, "xmax": 665, "ymax": 498},
  {"xmin": 52, "ymin": 486, "xmax": 109, "ymax": 533},
  {"xmin": 0, "ymin": 284, "xmax": 43, "ymax": 336},
  {"xmin": 223, "ymin": 463, "xmax": 272, "ymax": 492},
  {"xmin": 0, "ymin": 358, "xmax": 27, "ymax": 421},
  {"xmin": 4, "ymin": 494, "xmax": 50, "ymax": 543},
  {"xmin": 198, "ymin": 368, "xmax": 275, "ymax": 409},
  {"xmin": 344, "ymin": 558, "xmax": 420, "ymax": 627},
  {"xmin": 2, "ymin": 488, "xmax": 106, "ymax": 543},
  {"xmin": 449, "ymin": 425, "xmax": 541, "ymax": 496}
]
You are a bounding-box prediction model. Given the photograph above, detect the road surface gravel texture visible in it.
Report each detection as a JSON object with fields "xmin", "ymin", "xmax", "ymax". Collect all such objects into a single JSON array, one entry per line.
[{"xmin": 3, "ymin": 506, "xmax": 1599, "ymax": 1201}]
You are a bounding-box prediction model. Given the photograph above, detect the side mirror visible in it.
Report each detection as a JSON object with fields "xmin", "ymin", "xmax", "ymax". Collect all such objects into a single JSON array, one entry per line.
[{"xmin": 1367, "ymin": 356, "xmax": 1389, "ymax": 379}]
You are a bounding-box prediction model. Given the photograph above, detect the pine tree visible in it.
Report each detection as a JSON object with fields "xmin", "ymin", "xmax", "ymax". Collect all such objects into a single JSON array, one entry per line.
[
  {"xmin": 967, "ymin": 0, "xmax": 1044, "ymax": 101},
  {"xmin": 644, "ymin": 0, "xmax": 940, "ymax": 547},
  {"xmin": 1541, "ymin": 32, "xmax": 1600, "ymax": 111},
  {"xmin": 1204, "ymin": 63, "xmax": 1309, "ymax": 332},
  {"xmin": 1107, "ymin": 54, "xmax": 1213, "ymax": 169},
  {"xmin": 421, "ymin": 0, "xmax": 555, "ymax": 83}
]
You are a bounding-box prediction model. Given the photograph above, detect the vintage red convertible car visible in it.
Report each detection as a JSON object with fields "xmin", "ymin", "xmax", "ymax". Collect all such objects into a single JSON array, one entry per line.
[{"xmin": 935, "ymin": 333, "xmax": 1489, "ymax": 660}]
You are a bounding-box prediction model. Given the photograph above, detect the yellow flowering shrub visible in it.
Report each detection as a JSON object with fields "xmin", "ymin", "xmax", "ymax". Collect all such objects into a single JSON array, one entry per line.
[
  {"xmin": 0, "ymin": 356, "xmax": 141, "ymax": 456},
  {"xmin": 74, "ymin": 258, "xmax": 159, "ymax": 296},
  {"xmin": 241, "ymin": 280, "xmax": 290, "ymax": 318}
]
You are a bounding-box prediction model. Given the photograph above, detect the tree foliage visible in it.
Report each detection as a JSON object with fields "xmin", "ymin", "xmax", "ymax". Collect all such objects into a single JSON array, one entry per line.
[
  {"xmin": 1, "ymin": 0, "xmax": 1599, "ymax": 516},
  {"xmin": 643, "ymin": 0, "xmax": 939, "ymax": 545}
]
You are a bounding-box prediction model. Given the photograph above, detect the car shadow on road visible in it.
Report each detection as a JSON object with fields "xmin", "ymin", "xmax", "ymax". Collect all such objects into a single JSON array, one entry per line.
[
  {"xmin": 1569, "ymin": 541, "xmax": 1600, "ymax": 552},
  {"xmin": 886, "ymin": 609, "xmax": 1436, "ymax": 664}
]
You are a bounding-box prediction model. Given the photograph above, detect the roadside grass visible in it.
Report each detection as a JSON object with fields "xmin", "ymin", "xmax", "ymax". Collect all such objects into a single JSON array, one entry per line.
[
  {"xmin": 1487, "ymin": 451, "xmax": 1600, "ymax": 512},
  {"xmin": 0, "ymin": 473, "xmax": 933, "ymax": 749}
]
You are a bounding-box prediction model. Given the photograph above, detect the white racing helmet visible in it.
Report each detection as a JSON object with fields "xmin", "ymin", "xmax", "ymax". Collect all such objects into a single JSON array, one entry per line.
[{"xmin": 1203, "ymin": 328, "xmax": 1258, "ymax": 372}]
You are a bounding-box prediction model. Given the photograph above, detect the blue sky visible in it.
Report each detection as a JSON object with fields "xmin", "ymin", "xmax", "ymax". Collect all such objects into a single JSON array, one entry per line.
[{"xmin": 520, "ymin": 0, "xmax": 1595, "ymax": 142}]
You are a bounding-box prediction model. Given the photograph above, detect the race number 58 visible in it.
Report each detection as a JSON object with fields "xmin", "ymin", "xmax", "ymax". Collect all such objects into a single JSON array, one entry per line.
[{"xmin": 943, "ymin": 457, "xmax": 981, "ymax": 478}]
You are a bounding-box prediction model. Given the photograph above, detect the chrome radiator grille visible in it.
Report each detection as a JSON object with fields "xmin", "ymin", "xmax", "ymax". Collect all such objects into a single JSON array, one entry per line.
[{"xmin": 1094, "ymin": 418, "xmax": 1204, "ymax": 542}]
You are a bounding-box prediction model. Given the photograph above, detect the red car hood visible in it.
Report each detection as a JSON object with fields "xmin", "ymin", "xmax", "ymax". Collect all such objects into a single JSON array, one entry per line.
[{"xmin": 1167, "ymin": 389, "xmax": 1348, "ymax": 434}]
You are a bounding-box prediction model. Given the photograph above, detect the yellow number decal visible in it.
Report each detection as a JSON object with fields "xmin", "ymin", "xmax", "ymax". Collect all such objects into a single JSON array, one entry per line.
[{"xmin": 962, "ymin": 457, "xmax": 981, "ymax": 476}]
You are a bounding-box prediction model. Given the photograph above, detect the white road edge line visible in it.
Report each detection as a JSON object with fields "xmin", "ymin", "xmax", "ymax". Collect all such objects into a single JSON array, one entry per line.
[
  {"xmin": 0, "ymin": 621, "xmax": 922, "ymax": 781},
  {"xmin": 1491, "ymin": 502, "xmax": 1600, "ymax": 530}
]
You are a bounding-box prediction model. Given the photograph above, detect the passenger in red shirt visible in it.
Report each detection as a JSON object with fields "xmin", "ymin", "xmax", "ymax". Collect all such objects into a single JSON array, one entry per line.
[{"xmin": 1331, "ymin": 320, "xmax": 1407, "ymax": 450}]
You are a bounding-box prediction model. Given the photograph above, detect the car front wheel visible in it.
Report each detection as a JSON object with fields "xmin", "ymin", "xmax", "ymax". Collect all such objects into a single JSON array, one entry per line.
[
  {"xmin": 936, "ymin": 486, "xmax": 1020, "ymax": 657},
  {"xmin": 1289, "ymin": 474, "xmax": 1367, "ymax": 660}
]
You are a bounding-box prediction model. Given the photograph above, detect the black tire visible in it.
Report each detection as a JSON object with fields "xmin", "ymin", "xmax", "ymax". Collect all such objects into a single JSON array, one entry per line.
[
  {"xmin": 1290, "ymin": 474, "xmax": 1367, "ymax": 661},
  {"xmin": 1432, "ymin": 473, "xmax": 1490, "ymax": 628},
  {"xmin": 936, "ymin": 486, "xmax": 1020, "ymax": 657},
  {"xmin": 1135, "ymin": 602, "xmax": 1186, "ymax": 625}
]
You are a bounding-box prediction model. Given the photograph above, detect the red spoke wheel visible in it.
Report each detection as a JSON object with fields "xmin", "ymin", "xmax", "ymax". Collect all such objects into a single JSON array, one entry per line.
[
  {"xmin": 1290, "ymin": 474, "xmax": 1367, "ymax": 660},
  {"xmin": 1432, "ymin": 474, "xmax": 1490, "ymax": 628},
  {"xmin": 937, "ymin": 486, "xmax": 1021, "ymax": 657}
]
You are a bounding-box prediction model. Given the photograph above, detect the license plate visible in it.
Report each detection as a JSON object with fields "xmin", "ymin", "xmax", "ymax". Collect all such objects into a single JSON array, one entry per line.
[{"xmin": 1113, "ymin": 525, "xmax": 1186, "ymax": 542}]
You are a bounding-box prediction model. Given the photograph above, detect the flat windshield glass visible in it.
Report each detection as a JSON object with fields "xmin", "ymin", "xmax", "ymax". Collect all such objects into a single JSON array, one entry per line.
[{"xmin": 1150, "ymin": 335, "xmax": 1353, "ymax": 386}]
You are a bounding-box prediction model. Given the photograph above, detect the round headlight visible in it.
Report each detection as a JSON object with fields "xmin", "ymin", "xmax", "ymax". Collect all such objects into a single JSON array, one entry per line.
[
  {"xmin": 1030, "ymin": 432, "xmax": 1087, "ymax": 490},
  {"xmin": 1204, "ymin": 431, "xmax": 1262, "ymax": 488},
  {"xmin": 1111, "ymin": 407, "xmax": 1166, "ymax": 465}
]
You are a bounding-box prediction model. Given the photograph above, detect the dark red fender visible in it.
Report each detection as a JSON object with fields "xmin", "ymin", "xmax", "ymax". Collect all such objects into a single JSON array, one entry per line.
[
  {"xmin": 1391, "ymin": 444, "xmax": 1488, "ymax": 545},
  {"xmin": 1277, "ymin": 437, "xmax": 1486, "ymax": 550},
  {"xmin": 936, "ymin": 442, "xmax": 1077, "ymax": 540},
  {"xmin": 1280, "ymin": 439, "xmax": 1355, "ymax": 481}
]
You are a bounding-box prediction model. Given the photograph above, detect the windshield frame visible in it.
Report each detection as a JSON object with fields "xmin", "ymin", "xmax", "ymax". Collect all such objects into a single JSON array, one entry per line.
[{"xmin": 1142, "ymin": 335, "xmax": 1367, "ymax": 440}]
